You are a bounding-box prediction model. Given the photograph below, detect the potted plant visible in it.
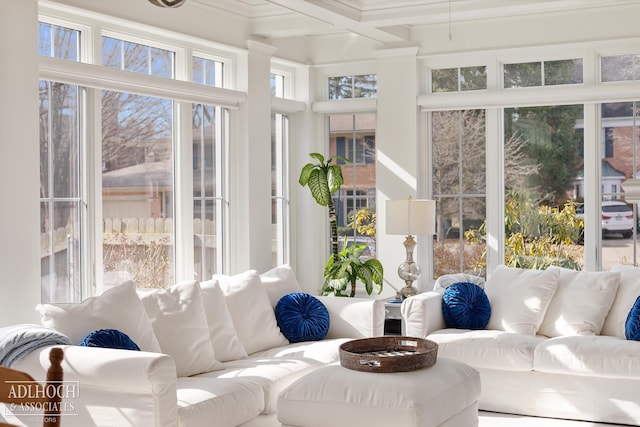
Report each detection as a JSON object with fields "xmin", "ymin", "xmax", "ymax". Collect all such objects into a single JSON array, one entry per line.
[{"xmin": 299, "ymin": 153, "xmax": 383, "ymax": 297}]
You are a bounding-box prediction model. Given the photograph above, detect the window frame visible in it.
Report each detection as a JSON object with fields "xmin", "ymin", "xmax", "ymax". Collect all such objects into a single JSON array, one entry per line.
[
  {"xmin": 38, "ymin": 7, "xmax": 243, "ymax": 299},
  {"xmin": 419, "ymin": 41, "xmax": 640, "ymax": 274}
]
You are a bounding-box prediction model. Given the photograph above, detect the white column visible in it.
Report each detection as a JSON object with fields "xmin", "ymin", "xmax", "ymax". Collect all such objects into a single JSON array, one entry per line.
[
  {"xmin": 229, "ymin": 39, "xmax": 277, "ymax": 274},
  {"xmin": 0, "ymin": 0, "xmax": 41, "ymax": 324},
  {"xmin": 375, "ymin": 46, "xmax": 421, "ymax": 297},
  {"xmin": 290, "ymin": 66, "xmax": 328, "ymax": 293}
]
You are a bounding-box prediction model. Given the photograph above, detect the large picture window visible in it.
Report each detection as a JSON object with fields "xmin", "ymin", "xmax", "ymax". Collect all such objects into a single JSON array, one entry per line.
[{"xmin": 39, "ymin": 17, "xmax": 232, "ymax": 301}]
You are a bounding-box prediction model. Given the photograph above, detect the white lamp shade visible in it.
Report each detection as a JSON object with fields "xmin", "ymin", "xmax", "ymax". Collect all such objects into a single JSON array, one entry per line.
[
  {"xmin": 622, "ymin": 179, "xmax": 640, "ymax": 202},
  {"xmin": 386, "ymin": 199, "xmax": 436, "ymax": 236}
]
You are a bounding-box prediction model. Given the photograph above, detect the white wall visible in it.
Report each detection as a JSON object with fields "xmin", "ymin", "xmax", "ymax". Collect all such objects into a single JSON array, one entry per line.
[{"xmin": 0, "ymin": 0, "xmax": 41, "ymax": 325}]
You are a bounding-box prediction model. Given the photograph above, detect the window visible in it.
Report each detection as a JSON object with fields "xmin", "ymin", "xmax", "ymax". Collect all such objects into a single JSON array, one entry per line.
[
  {"xmin": 193, "ymin": 104, "xmax": 226, "ymax": 280},
  {"xmin": 271, "ymin": 113, "xmax": 290, "ymax": 266},
  {"xmin": 39, "ymin": 81, "xmax": 83, "ymax": 303},
  {"xmin": 271, "ymin": 73, "xmax": 285, "ymax": 97},
  {"xmin": 431, "ymin": 66, "xmax": 487, "ymax": 92},
  {"xmin": 39, "ymin": 22, "xmax": 83, "ymax": 303},
  {"xmin": 431, "ymin": 110, "xmax": 486, "ymax": 277},
  {"xmin": 503, "ymin": 104, "xmax": 584, "ymax": 270},
  {"xmin": 601, "ymin": 54, "xmax": 640, "ymax": 82},
  {"xmin": 601, "ymin": 100, "xmax": 640, "ymax": 266},
  {"xmin": 38, "ymin": 22, "xmax": 79, "ymax": 61},
  {"xmin": 335, "ymin": 136, "xmax": 374, "ymax": 165},
  {"xmin": 193, "ymin": 56, "xmax": 224, "ymax": 87},
  {"xmin": 39, "ymin": 15, "xmax": 233, "ymax": 301},
  {"xmin": 329, "ymin": 113, "xmax": 377, "ymax": 258},
  {"xmin": 328, "ymin": 74, "xmax": 377, "ymax": 100},
  {"xmin": 102, "ymin": 36, "xmax": 174, "ymax": 78},
  {"xmin": 101, "ymin": 92, "xmax": 175, "ymax": 289},
  {"xmin": 504, "ymin": 59, "xmax": 583, "ymax": 88}
]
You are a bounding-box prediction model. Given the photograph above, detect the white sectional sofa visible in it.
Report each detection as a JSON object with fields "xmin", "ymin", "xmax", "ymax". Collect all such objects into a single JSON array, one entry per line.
[
  {"xmin": 5, "ymin": 265, "xmax": 386, "ymax": 427},
  {"xmin": 401, "ymin": 264, "xmax": 640, "ymax": 426}
]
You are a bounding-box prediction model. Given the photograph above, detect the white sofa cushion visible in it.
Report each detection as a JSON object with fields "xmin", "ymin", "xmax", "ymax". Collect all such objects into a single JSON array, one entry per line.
[
  {"xmin": 260, "ymin": 264, "xmax": 303, "ymax": 308},
  {"xmin": 484, "ymin": 266, "xmax": 559, "ymax": 335},
  {"xmin": 538, "ymin": 268, "xmax": 620, "ymax": 337},
  {"xmin": 138, "ymin": 281, "xmax": 220, "ymax": 377},
  {"xmin": 317, "ymin": 296, "xmax": 385, "ymax": 339},
  {"xmin": 603, "ymin": 264, "xmax": 640, "ymax": 338},
  {"xmin": 428, "ymin": 329, "xmax": 545, "ymax": 371},
  {"xmin": 36, "ymin": 281, "xmax": 161, "ymax": 352},
  {"xmin": 534, "ymin": 335, "xmax": 640, "ymax": 379},
  {"xmin": 200, "ymin": 279, "xmax": 248, "ymax": 362},
  {"xmin": 215, "ymin": 270, "xmax": 289, "ymax": 355},
  {"xmin": 176, "ymin": 376, "xmax": 264, "ymax": 426}
]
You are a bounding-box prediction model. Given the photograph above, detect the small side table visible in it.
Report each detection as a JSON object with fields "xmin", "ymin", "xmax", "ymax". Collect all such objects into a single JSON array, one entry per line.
[{"xmin": 384, "ymin": 299, "xmax": 404, "ymax": 335}]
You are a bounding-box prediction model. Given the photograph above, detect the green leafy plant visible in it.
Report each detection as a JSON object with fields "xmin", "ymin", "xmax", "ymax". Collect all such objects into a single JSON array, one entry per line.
[
  {"xmin": 322, "ymin": 237, "xmax": 383, "ymax": 297},
  {"xmin": 299, "ymin": 153, "xmax": 347, "ymax": 263},
  {"xmin": 299, "ymin": 153, "xmax": 384, "ymax": 296}
]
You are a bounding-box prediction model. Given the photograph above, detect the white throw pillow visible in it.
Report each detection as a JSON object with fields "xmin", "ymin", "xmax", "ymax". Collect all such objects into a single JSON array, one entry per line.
[
  {"xmin": 260, "ymin": 264, "xmax": 303, "ymax": 308},
  {"xmin": 602, "ymin": 264, "xmax": 640, "ymax": 338},
  {"xmin": 538, "ymin": 268, "xmax": 620, "ymax": 337},
  {"xmin": 138, "ymin": 281, "xmax": 220, "ymax": 377},
  {"xmin": 433, "ymin": 273, "xmax": 485, "ymax": 292},
  {"xmin": 485, "ymin": 266, "xmax": 559, "ymax": 335},
  {"xmin": 200, "ymin": 279, "xmax": 248, "ymax": 362},
  {"xmin": 215, "ymin": 270, "xmax": 289, "ymax": 355},
  {"xmin": 36, "ymin": 281, "xmax": 161, "ymax": 352}
]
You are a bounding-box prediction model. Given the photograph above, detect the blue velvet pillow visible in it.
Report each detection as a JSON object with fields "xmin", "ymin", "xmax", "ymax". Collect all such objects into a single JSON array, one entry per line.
[
  {"xmin": 625, "ymin": 296, "xmax": 640, "ymax": 341},
  {"xmin": 442, "ymin": 282, "xmax": 491, "ymax": 330},
  {"xmin": 275, "ymin": 293, "xmax": 330, "ymax": 343},
  {"xmin": 79, "ymin": 328, "xmax": 141, "ymax": 351}
]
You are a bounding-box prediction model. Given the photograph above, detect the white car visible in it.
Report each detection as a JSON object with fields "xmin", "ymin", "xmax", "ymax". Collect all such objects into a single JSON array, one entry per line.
[{"xmin": 576, "ymin": 201, "xmax": 634, "ymax": 238}]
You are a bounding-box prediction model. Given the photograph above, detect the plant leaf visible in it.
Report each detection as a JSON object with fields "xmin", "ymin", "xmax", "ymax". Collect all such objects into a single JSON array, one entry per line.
[
  {"xmin": 327, "ymin": 165, "xmax": 344, "ymax": 193},
  {"xmin": 308, "ymin": 169, "xmax": 330, "ymax": 206},
  {"xmin": 298, "ymin": 163, "xmax": 315, "ymax": 186},
  {"xmin": 309, "ymin": 152, "xmax": 325, "ymax": 163}
]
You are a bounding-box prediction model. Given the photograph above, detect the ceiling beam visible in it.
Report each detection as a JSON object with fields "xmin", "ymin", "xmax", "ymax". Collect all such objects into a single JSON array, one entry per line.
[{"xmin": 261, "ymin": 0, "xmax": 410, "ymax": 43}]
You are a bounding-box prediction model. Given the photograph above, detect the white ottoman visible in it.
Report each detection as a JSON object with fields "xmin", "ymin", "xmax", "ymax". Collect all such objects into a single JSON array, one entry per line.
[{"xmin": 277, "ymin": 357, "xmax": 480, "ymax": 427}]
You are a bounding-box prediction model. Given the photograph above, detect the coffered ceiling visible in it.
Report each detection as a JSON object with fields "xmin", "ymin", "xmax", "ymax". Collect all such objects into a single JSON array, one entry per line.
[{"xmin": 189, "ymin": 0, "xmax": 638, "ymax": 43}]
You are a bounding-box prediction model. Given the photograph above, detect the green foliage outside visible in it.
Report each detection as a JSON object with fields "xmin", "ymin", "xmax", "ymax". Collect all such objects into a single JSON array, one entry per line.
[
  {"xmin": 505, "ymin": 105, "xmax": 583, "ymax": 206},
  {"xmin": 465, "ymin": 190, "xmax": 584, "ymax": 270}
]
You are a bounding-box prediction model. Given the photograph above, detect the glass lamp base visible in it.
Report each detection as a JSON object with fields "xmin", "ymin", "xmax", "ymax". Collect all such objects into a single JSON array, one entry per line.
[{"xmin": 397, "ymin": 283, "xmax": 418, "ymax": 299}]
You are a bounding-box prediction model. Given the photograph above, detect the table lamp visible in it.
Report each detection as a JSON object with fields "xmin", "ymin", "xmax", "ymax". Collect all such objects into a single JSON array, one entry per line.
[{"xmin": 386, "ymin": 197, "xmax": 436, "ymax": 299}]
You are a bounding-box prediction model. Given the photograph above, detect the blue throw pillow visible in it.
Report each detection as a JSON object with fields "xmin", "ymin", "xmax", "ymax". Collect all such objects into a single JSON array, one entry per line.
[
  {"xmin": 625, "ymin": 296, "xmax": 640, "ymax": 341},
  {"xmin": 79, "ymin": 328, "xmax": 141, "ymax": 351},
  {"xmin": 442, "ymin": 282, "xmax": 491, "ymax": 330},
  {"xmin": 275, "ymin": 293, "xmax": 330, "ymax": 343}
]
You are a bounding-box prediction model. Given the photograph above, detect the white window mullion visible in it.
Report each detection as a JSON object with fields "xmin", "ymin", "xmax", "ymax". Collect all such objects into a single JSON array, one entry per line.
[
  {"xmin": 485, "ymin": 107, "xmax": 504, "ymax": 276},
  {"xmin": 174, "ymin": 100, "xmax": 195, "ymax": 281},
  {"xmin": 583, "ymin": 103, "xmax": 602, "ymax": 271},
  {"xmin": 87, "ymin": 86, "xmax": 103, "ymax": 296}
]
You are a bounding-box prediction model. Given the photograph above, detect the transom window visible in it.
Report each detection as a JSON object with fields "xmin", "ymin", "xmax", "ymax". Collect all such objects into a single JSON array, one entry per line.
[
  {"xmin": 102, "ymin": 36, "xmax": 174, "ymax": 78},
  {"xmin": 431, "ymin": 66, "xmax": 487, "ymax": 92},
  {"xmin": 601, "ymin": 54, "xmax": 640, "ymax": 82},
  {"xmin": 503, "ymin": 59, "xmax": 583, "ymax": 88},
  {"xmin": 328, "ymin": 74, "xmax": 377, "ymax": 100},
  {"xmin": 38, "ymin": 22, "xmax": 79, "ymax": 61},
  {"xmin": 193, "ymin": 56, "xmax": 224, "ymax": 87}
]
